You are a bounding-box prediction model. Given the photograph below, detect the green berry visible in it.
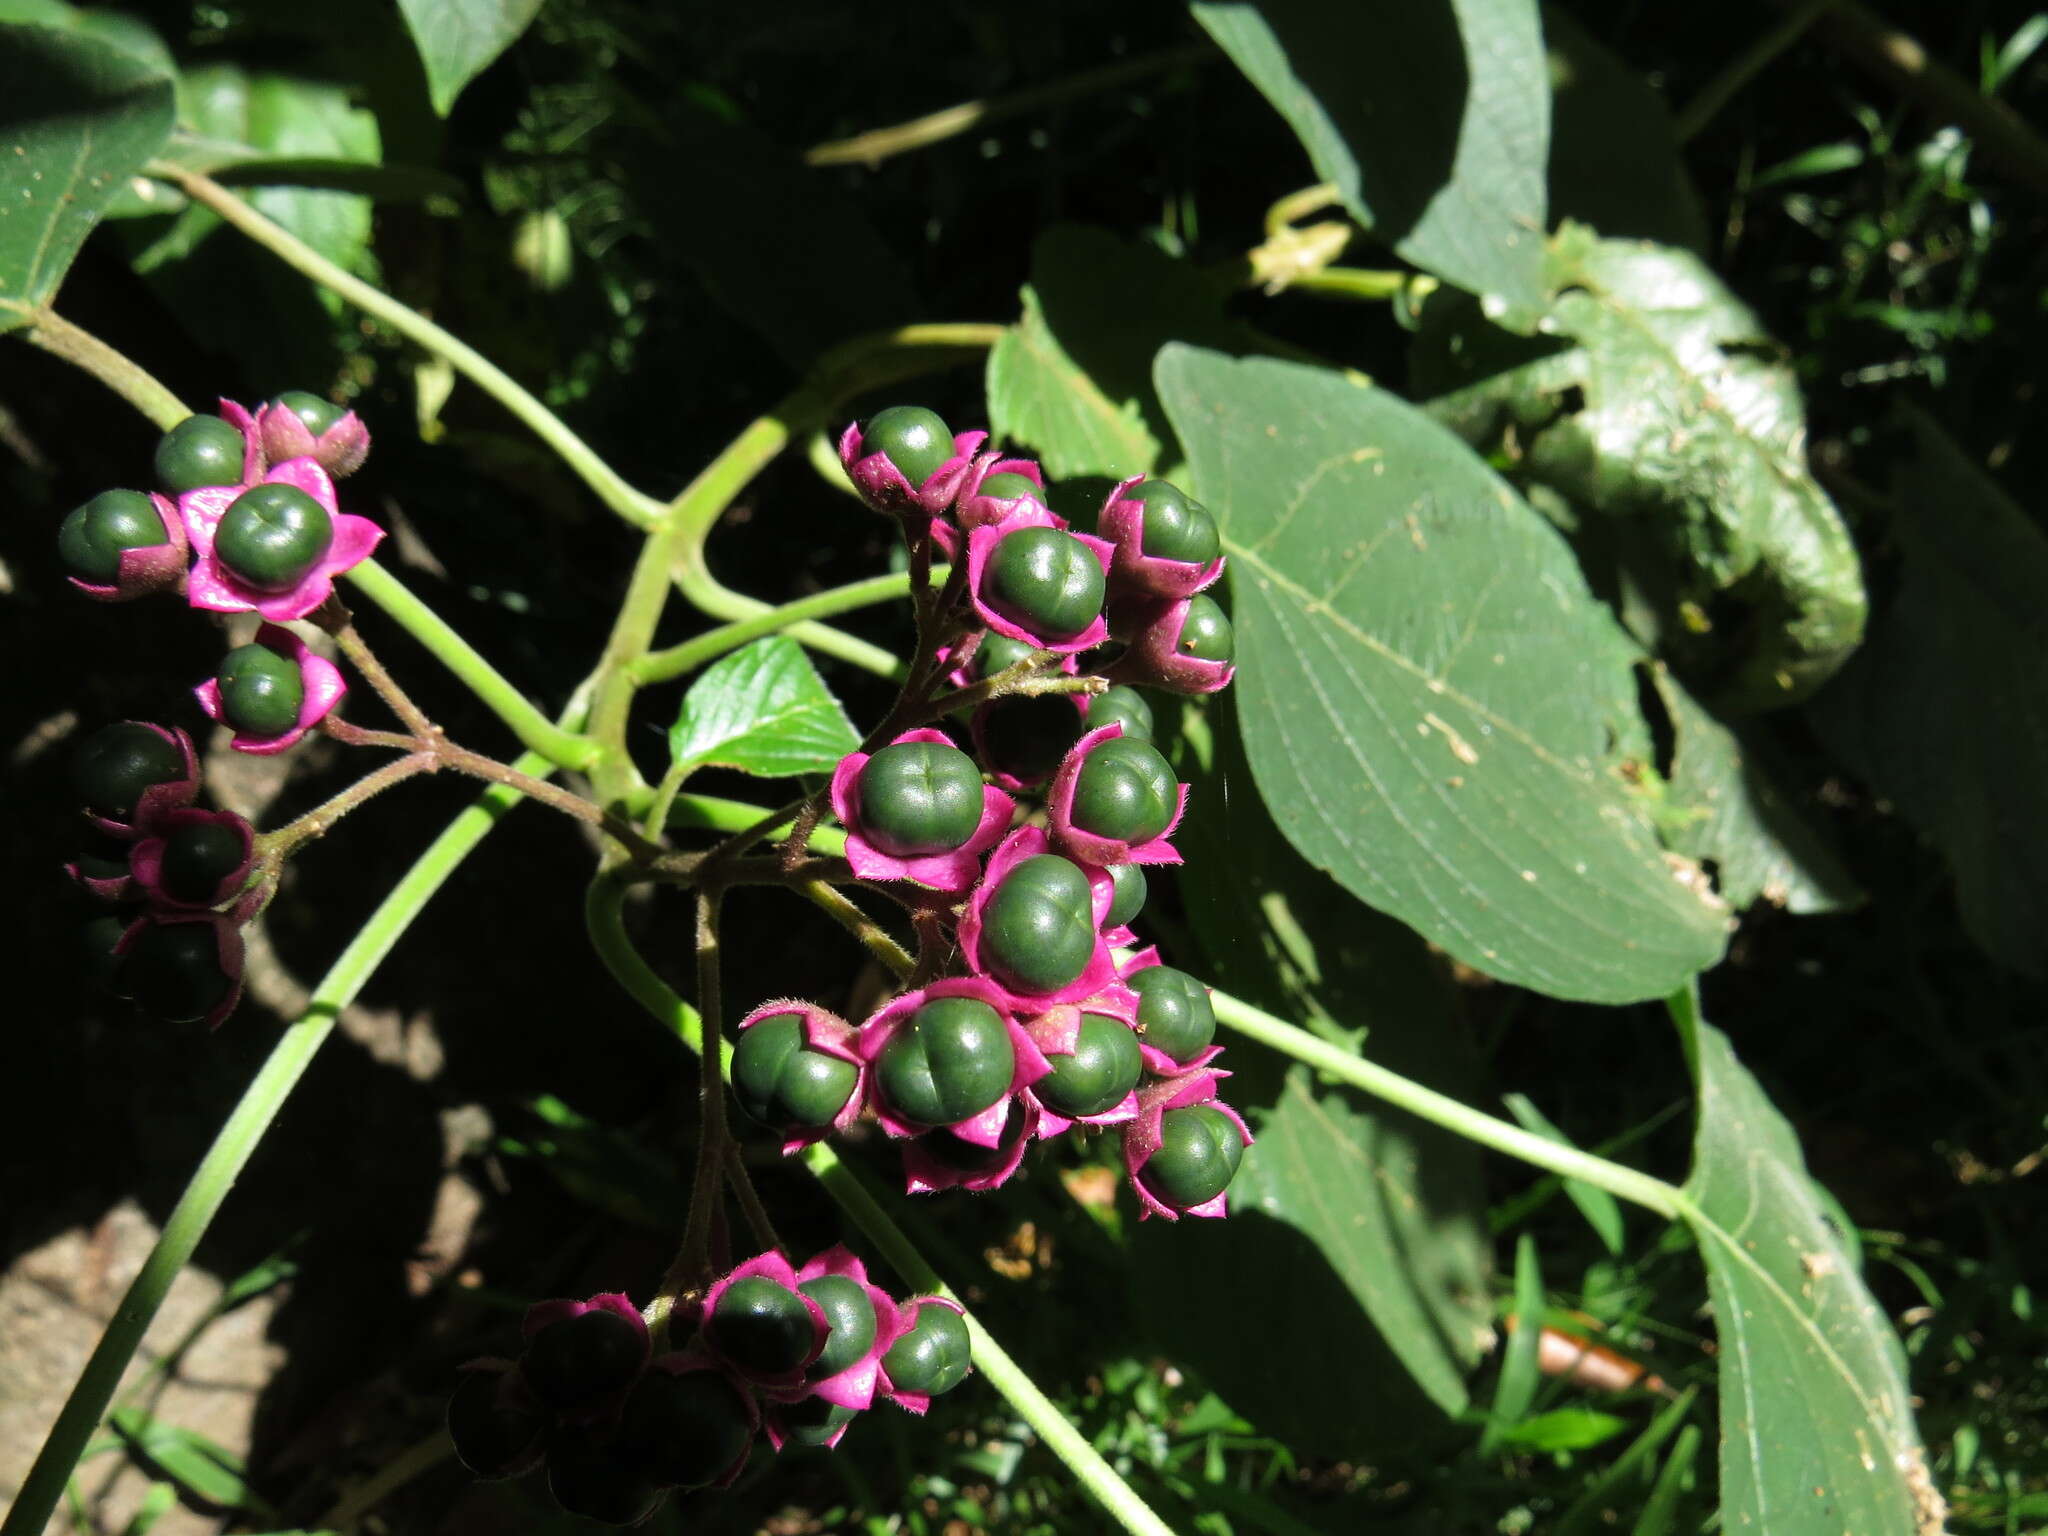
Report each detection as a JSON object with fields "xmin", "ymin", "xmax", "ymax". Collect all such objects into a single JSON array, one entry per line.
[
  {"xmin": 58, "ymin": 491, "xmax": 168, "ymax": 583},
  {"xmin": 1069, "ymin": 737, "xmax": 1178, "ymax": 845},
  {"xmin": 732, "ymin": 1014, "xmax": 859, "ymax": 1133},
  {"xmin": 800, "ymin": 1274, "xmax": 877, "ymax": 1381},
  {"xmin": 881, "ymin": 1300, "xmax": 971, "ymax": 1398},
  {"xmin": 73, "ymin": 723, "xmax": 184, "ymax": 819},
  {"xmin": 875, "ymin": 997, "xmax": 1015, "ymax": 1128},
  {"xmin": 271, "ymin": 390, "xmax": 344, "ymax": 437},
  {"xmin": 978, "ymin": 695, "xmax": 1081, "ymax": 785},
  {"xmin": 547, "ymin": 1434, "xmax": 664, "ymax": 1526},
  {"xmin": 973, "ymin": 632, "xmax": 1039, "ymax": 680},
  {"xmin": 985, "ymin": 527, "xmax": 1105, "ymax": 640},
  {"xmin": 114, "ymin": 921, "xmax": 232, "ymax": 1022},
  {"xmin": 1086, "ymin": 685, "xmax": 1155, "ymax": 743},
  {"xmin": 1128, "ymin": 480, "xmax": 1221, "ymax": 565},
  {"xmin": 977, "ymin": 471, "xmax": 1041, "ymax": 502},
  {"xmin": 864, "ymin": 405, "xmax": 953, "ymax": 487},
  {"xmin": 214, "ymin": 483, "xmax": 333, "ymax": 593},
  {"xmin": 777, "ymin": 1394, "xmax": 858, "ymax": 1447},
  {"xmin": 617, "ymin": 1370, "xmax": 752, "ymax": 1489},
  {"xmin": 446, "ymin": 1368, "xmax": 544, "ymax": 1478},
  {"xmin": 217, "ymin": 643, "xmax": 305, "ymax": 738},
  {"xmin": 522, "ymin": 1309, "xmax": 645, "ymax": 1411},
  {"xmin": 154, "ymin": 414, "xmax": 246, "ymax": 495},
  {"xmin": 980, "ymin": 854, "xmax": 1097, "ymax": 994},
  {"xmin": 1036, "ymin": 1014, "xmax": 1142, "ymax": 1119},
  {"xmin": 858, "ymin": 741, "xmax": 985, "ymax": 857},
  {"xmin": 156, "ymin": 820, "xmax": 247, "ymax": 905},
  {"xmin": 1178, "ymin": 595, "xmax": 1234, "ymax": 663},
  {"xmin": 80, "ymin": 914, "xmax": 132, "ymax": 994},
  {"xmin": 712, "ymin": 1277, "xmax": 816, "ymax": 1376},
  {"xmin": 1104, "ymin": 863, "xmax": 1147, "ymax": 931},
  {"xmin": 1140, "ymin": 1104, "xmax": 1245, "ymax": 1210},
  {"xmin": 1129, "ymin": 965, "xmax": 1215, "ymax": 1064}
]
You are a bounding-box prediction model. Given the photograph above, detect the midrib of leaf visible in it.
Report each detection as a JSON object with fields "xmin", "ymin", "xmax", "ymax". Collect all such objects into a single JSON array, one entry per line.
[
  {"xmin": 21, "ymin": 122, "xmax": 96, "ymax": 305},
  {"xmin": 683, "ymin": 698, "xmax": 836, "ymax": 766}
]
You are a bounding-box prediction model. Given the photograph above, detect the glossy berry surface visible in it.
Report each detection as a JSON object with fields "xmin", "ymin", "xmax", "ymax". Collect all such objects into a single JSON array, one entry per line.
[
  {"xmin": 858, "ymin": 741, "xmax": 985, "ymax": 857},
  {"xmin": 972, "ymin": 632, "xmax": 1039, "ymax": 679},
  {"xmin": 618, "ymin": 1370, "xmax": 752, "ymax": 1488},
  {"xmin": 1129, "ymin": 965, "xmax": 1215, "ymax": 1063},
  {"xmin": 1070, "ymin": 737, "xmax": 1178, "ymax": 844},
  {"xmin": 732, "ymin": 1015, "xmax": 858, "ymax": 1132},
  {"xmin": 1178, "ymin": 595, "xmax": 1235, "ymax": 663},
  {"xmin": 217, "ymin": 642, "xmax": 306, "ymax": 738},
  {"xmin": 875, "ymin": 997, "xmax": 1015, "ymax": 1127},
  {"xmin": 1104, "ymin": 862, "xmax": 1147, "ymax": 930},
  {"xmin": 114, "ymin": 922, "xmax": 231, "ymax": 1022},
  {"xmin": 157, "ymin": 821, "xmax": 247, "ymax": 904},
  {"xmin": 154, "ymin": 415, "xmax": 246, "ymax": 495},
  {"xmin": 1085, "ymin": 685, "xmax": 1154, "ymax": 743},
  {"xmin": 778, "ymin": 1394, "xmax": 857, "ymax": 1447},
  {"xmin": 522, "ymin": 1309, "xmax": 645, "ymax": 1411},
  {"xmin": 547, "ymin": 1435, "xmax": 664, "ymax": 1526},
  {"xmin": 864, "ymin": 405, "xmax": 953, "ymax": 486},
  {"xmin": 1129, "ymin": 480, "xmax": 1222, "ymax": 564},
  {"xmin": 977, "ymin": 471, "xmax": 1040, "ymax": 502},
  {"xmin": 446, "ymin": 1369, "xmax": 544, "ymax": 1478},
  {"xmin": 978, "ymin": 695, "xmax": 1081, "ymax": 784},
  {"xmin": 58, "ymin": 491, "xmax": 168, "ymax": 582},
  {"xmin": 711, "ymin": 1277, "xmax": 816, "ymax": 1375},
  {"xmin": 271, "ymin": 390, "xmax": 345, "ymax": 436},
  {"xmin": 882, "ymin": 1300, "xmax": 972, "ymax": 1397},
  {"xmin": 799, "ymin": 1274, "xmax": 878, "ymax": 1380},
  {"xmin": 1037, "ymin": 1014, "xmax": 1142, "ymax": 1118},
  {"xmin": 214, "ymin": 484, "xmax": 334, "ymax": 593},
  {"xmin": 980, "ymin": 855, "xmax": 1097, "ymax": 994},
  {"xmin": 73, "ymin": 723, "xmax": 184, "ymax": 818},
  {"xmin": 1140, "ymin": 1104, "xmax": 1245, "ymax": 1209},
  {"xmin": 985, "ymin": 527, "xmax": 1104, "ymax": 639}
]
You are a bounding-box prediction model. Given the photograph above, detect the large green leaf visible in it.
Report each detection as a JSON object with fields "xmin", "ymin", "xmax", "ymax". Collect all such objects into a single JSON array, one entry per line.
[
  {"xmin": 1675, "ymin": 1005, "xmax": 1942, "ymax": 1536},
  {"xmin": 667, "ymin": 636, "xmax": 859, "ymax": 779},
  {"xmin": 396, "ymin": 0, "xmax": 545, "ymax": 116},
  {"xmin": 1416, "ymin": 225, "xmax": 1867, "ymax": 709},
  {"xmin": 0, "ymin": 22, "xmax": 173, "ymax": 330},
  {"xmin": 1193, "ymin": 0, "xmax": 1549, "ymax": 316},
  {"xmin": 1813, "ymin": 410, "xmax": 2048, "ymax": 976},
  {"xmin": 1157, "ymin": 344, "xmax": 1728, "ymax": 1002}
]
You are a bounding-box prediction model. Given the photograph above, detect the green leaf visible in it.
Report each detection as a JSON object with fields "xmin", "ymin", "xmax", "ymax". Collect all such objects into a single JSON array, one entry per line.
[
  {"xmin": 989, "ymin": 284, "xmax": 1157, "ymax": 483},
  {"xmin": 1551, "ymin": 1387, "xmax": 1701, "ymax": 1536},
  {"xmin": 0, "ymin": 22, "xmax": 173, "ymax": 330},
  {"xmin": 1157, "ymin": 344, "xmax": 1728, "ymax": 1002},
  {"xmin": 1675, "ymin": 1003, "xmax": 1942, "ymax": 1536},
  {"xmin": 1501, "ymin": 1093, "xmax": 1625, "ymax": 1254},
  {"xmin": 107, "ymin": 1410, "xmax": 274, "ymax": 1514},
  {"xmin": 1415, "ymin": 225, "xmax": 1867, "ymax": 709},
  {"xmin": 1481, "ymin": 1234, "xmax": 1545, "ymax": 1454},
  {"xmin": 1633, "ymin": 1423, "xmax": 1703, "ymax": 1536},
  {"xmin": 667, "ymin": 636, "xmax": 859, "ymax": 779},
  {"xmin": 1813, "ymin": 409, "xmax": 2048, "ymax": 976},
  {"xmin": 1496, "ymin": 1407, "xmax": 1630, "ymax": 1452},
  {"xmin": 1653, "ymin": 666, "xmax": 1860, "ymax": 915},
  {"xmin": 1193, "ymin": 0, "xmax": 1549, "ymax": 316},
  {"xmin": 395, "ymin": 0, "xmax": 544, "ymax": 116}
]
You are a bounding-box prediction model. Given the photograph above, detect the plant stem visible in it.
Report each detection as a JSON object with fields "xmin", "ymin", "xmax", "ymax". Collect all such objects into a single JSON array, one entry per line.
[
  {"xmin": 154, "ymin": 165, "xmax": 664, "ymax": 529},
  {"xmin": 583, "ymin": 876, "xmax": 711, "ymax": 1058},
  {"xmin": 655, "ymin": 792, "xmax": 848, "ymax": 856},
  {"xmin": 725, "ymin": 1143, "xmax": 783, "ymax": 1253},
  {"xmin": 331, "ymin": 619, "xmax": 435, "ymax": 739},
  {"xmin": 651, "ymin": 888, "xmax": 731, "ymax": 1342},
  {"xmin": 346, "ymin": 559, "xmax": 599, "ymax": 769},
  {"xmin": 258, "ymin": 749, "xmax": 436, "ymax": 858},
  {"xmin": 10, "ymin": 308, "xmax": 188, "ymax": 429},
  {"xmin": 797, "ymin": 879, "xmax": 916, "ymax": 980},
  {"xmin": 318, "ymin": 1429, "xmax": 454, "ymax": 1531},
  {"xmin": 1674, "ymin": 0, "xmax": 1832, "ymax": 143},
  {"xmin": 1209, "ymin": 989, "xmax": 1686, "ymax": 1220},
  {"xmin": 631, "ymin": 570, "xmax": 924, "ymax": 685},
  {"xmin": 0, "ymin": 743, "xmax": 565, "ymax": 1536}
]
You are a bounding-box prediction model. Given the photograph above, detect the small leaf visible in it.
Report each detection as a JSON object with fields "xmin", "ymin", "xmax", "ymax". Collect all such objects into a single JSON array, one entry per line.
[
  {"xmin": 1633, "ymin": 1423, "xmax": 1703, "ymax": 1536},
  {"xmin": 1675, "ymin": 999, "xmax": 1942, "ymax": 1536},
  {"xmin": 107, "ymin": 1410, "xmax": 274, "ymax": 1514},
  {"xmin": 1481, "ymin": 1234, "xmax": 1545, "ymax": 1454},
  {"xmin": 1501, "ymin": 1093, "xmax": 1625, "ymax": 1254},
  {"xmin": 0, "ymin": 22, "xmax": 174, "ymax": 330},
  {"xmin": 1157, "ymin": 344, "xmax": 1729, "ymax": 1002},
  {"xmin": 119, "ymin": 1482, "xmax": 177, "ymax": 1536},
  {"xmin": 1193, "ymin": 0, "xmax": 1549, "ymax": 316},
  {"xmin": 396, "ymin": 0, "xmax": 544, "ymax": 116},
  {"xmin": 1551, "ymin": 1387, "xmax": 1701, "ymax": 1536},
  {"xmin": 1495, "ymin": 1407, "xmax": 1630, "ymax": 1452},
  {"xmin": 668, "ymin": 636, "xmax": 859, "ymax": 779}
]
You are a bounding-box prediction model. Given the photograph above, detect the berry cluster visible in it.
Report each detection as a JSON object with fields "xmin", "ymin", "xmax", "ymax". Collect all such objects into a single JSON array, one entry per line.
[
  {"xmin": 450, "ymin": 1248, "xmax": 969, "ymax": 1524},
  {"xmin": 728, "ymin": 407, "xmax": 1251, "ymax": 1219},
  {"xmin": 58, "ymin": 395, "xmax": 380, "ymax": 1028}
]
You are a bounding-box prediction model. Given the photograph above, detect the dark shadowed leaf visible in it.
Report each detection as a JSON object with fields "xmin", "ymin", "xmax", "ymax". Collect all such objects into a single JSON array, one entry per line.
[
  {"xmin": 668, "ymin": 636, "xmax": 859, "ymax": 779},
  {"xmin": 396, "ymin": 0, "xmax": 544, "ymax": 116},
  {"xmin": 107, "ymin": 1410, "xmax": 274, "ymax": 1513}
]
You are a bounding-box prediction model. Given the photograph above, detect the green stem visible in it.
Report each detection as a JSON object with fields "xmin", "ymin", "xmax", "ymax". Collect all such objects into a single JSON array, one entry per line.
[
  {"xmin": 1285, "ymin": 267, "xmax": 1434, "ymax": 303},
  {"xmin": 2, "ymin": 745, "xmax": 564, "ymax": 1536},
  {"xmin": 654, "ymin": 791, "xmax": 848, "ymax": 855},
  {"xmin": 156, "ymin": 165, "xmax": 663, "ymax": 529},
  {"xmin": 1209, "ymin": 989, "xmax": 1685, "ymax": 1220},
  {"xmin": 631, "ymin": 570, "xmax": 923, "ymax": 686},
  {"xmin": 797, "ymin": 879, "xmax": 915, "ymax": 979},
  {"xmin": 11, "ymin": 308, "xmax": 188, "ymax": 429},
  {"xmin": 345, "ymin": 560, "xmax": 600, "ymax": 769}
]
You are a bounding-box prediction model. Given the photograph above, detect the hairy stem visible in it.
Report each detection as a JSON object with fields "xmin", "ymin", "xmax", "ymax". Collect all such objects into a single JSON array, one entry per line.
[
  {"xmin": 725, "ymin": 1143, "xmax": 784, "ymax": 1253},
  {"xmin": 650, "ymin": 888, "xmax": 731, "ymax": 1343},
  {"xmin": 10, "ymin": 308, "xmax": 188, "ymax": 429},
  {"xmin": 331, "ymin": 619, "xmax": 435, "ymax": 739},
  {"xmin": 258, "ymin": 749, "xmax": 436, "ymax": 859},
  {"xmin": 798, "ymin": 879, "xmax": 916, "ymax": 980}
]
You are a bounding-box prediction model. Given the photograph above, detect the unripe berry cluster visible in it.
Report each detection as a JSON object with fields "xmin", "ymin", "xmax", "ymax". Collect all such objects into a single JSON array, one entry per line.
[{"xmin": 450, "ymin": 1248, "xmax": 968, "ymax": 1525}]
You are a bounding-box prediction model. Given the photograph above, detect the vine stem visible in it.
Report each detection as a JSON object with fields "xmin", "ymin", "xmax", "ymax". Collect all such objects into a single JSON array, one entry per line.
[
  {"xmin": 797, "ymin": 879, "xmax": 916, "ymax": 979},
  {"xmin": 9, "ymin": 308, "xmax": 188, "ymax": 429},
  {"xmin": 630, "ymin": 569, "xmax": 927, "ymax": 686},
  {"xmin": 155, "ymin": 165, "xmax": 665, "ymax": 528},
  {"xmin": 1209, "ymin": 990, "xmax": 1685, "ymax": 1219}
]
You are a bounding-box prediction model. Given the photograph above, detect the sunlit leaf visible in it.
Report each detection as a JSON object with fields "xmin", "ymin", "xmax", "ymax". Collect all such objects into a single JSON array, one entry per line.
[
  {"xmin": 668, "ymin": 636, "xmax": 859, "ymax": 779},
  {"xmin": 396, "ymin": 0, "xmax": 544, "ymax": 116}
]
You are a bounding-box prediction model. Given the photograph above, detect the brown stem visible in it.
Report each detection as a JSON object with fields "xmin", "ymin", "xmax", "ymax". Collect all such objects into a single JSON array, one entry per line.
[
  {"xmin": 318, "ymin": 716, "xmax": 417, "ymax": 752},
  {"xmin": 910, "ymin": 908, "xmax": 952, "ymax": 988},
  {"xmin": 725, "ymin": 1143, "xmax": 783, "ymax": 1254},
  {"xmin": 330, "ymin": 621, "xmax": 437, "ymax": 740},
  {"xmin": 922, "ymin": 663, "xmax": 1106, "ymax": 722},
  {"xmin": 434, "ymin": 741, "xmax": 662, "ymax": 859},
  {"xmin": 257, "ymin": 752, "xmax": 437, "ymax": 860},
  {"xmin": 652, "ymin": 887, "xmax": 733, "ymax": 1343}
]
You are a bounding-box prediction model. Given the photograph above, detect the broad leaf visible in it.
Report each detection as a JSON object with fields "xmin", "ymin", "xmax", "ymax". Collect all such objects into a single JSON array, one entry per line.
[
  {"xmin": 668, "ymin": 636, "xmax": 859, "ymax": 779},
  {"xmin": 1194, "ymin": 0, "xmax": 1549, "ymax": 316},
  {"xmin": 396, "ymin": 0, "xmax": 544, "ymax": 116},
  {"xmin": 1416, "ymin": 225, "xmax": 1867, "ymax": 709},
  {"xmin": 1158, "ymin": 344, "xmax": 1728, "ymax": 1002},
  {"xmin": 0, "ymin": 22, "xmax": 173, "ymax": 330},
  {"xmin": 1676, "ymin": 1004, "xmax": 1942, "ymax": 1536},
  {"xmin": 1814, "ymin": 410, "xmax": 2048, "ymax": 976}
]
